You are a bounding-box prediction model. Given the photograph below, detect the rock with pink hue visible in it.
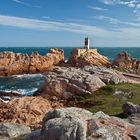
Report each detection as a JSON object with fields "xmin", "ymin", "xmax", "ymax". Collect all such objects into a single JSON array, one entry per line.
[
  {"xmin": 112, "ymin": 51, "xmax": 140, "ymax": 74},
  {"xmin": 42, "ymin": 66, "xmax": 105, "ymax": 99},
  {"xmin": 41, "ymin": 107, "xmax": 137, "ymax": 140},
  {"xmin": 0, "ymin": 48, "xmax": 64, "ymax": 76},
  {"xmin": 41, "ymin": 65, "xmax": 129, "ymax": 99},
  {"xmin": 0, "ymin": 96, "xmax": 52, "ymax": 128},
  {"xmin": 68, "ymin": 48, "xmax": 110, "ymax": 67}
]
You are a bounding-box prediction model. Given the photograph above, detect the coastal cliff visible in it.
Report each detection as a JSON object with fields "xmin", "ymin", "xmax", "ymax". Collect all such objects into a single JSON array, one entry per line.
[
  {"xmin": 68, "ymin": 48, "xmax": 110, "ymax": 67},
  {"xmin": 0, "ymin": 48, "xmax": 64, "ymax": 76},
  {"xmin": 0, "ymin": 48, "xmax": 140, "ymax": 139},
  {"xmin": 112, "ymin": 51, "xmax": 140, "ymax": 74}
]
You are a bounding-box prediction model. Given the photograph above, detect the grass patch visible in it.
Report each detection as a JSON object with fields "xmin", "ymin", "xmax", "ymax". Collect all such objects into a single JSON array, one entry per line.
[{"xmin": 68, "ymin": 83, "xmax": 140, "ymax": 116}]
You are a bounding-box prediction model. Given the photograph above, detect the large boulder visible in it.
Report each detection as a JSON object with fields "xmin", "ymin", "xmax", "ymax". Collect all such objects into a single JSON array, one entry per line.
[
  {"xmin": 83, "ymin": 65, "xmax": 128, "ymax": 84},
  {"xmin": 43, "ymin": 66, "xmax": 105, "ymax": 99},
  {"xmin": 41, "ymin": 65, "xmax": 129, "ymax": 99},
  {"xmin": 112, "ymin": 51, "xmax": 140, "ymax": 74},
  {"xmin": 0, "ymin": 48, "xmax": 64, "ymax": 76},
  {"xmin": 41, "ymin": 107, "xmax": 136, "ymax": 140},
  {"xmin": 68, "ymin": 48, "xmax": 110, "ymax": 67},
  {"xmin": 0, "ymin": 123, "xmax": 31, "ymax": 140}
]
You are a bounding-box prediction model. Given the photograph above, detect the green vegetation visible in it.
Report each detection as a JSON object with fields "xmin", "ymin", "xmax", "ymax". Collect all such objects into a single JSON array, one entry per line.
[{"xmin": 69, "ymin": 83, "xmax": 140, "ymax": 116}]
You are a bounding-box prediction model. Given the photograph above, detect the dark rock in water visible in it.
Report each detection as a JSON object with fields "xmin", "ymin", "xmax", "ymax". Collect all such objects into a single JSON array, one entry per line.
[
  {"xmin": 112, "ymin": 51, "xmax": 140, "ymax": 74},
  {"xmin": 0, "ymin": 122, "xmax": 31, "ymax": 139},
  {"xmin": 41, "ymin": 107, "xmax": 136, "ymax": 140}
]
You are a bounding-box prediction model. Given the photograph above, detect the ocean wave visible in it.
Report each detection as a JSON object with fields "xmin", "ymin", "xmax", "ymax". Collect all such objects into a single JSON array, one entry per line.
[
  {"xmin": 10, "ymin": 73, "xmax": 45, "ymax": 79},
  {"xmin": 0, "ymin": 88, "xmax": 38, "ymax": 96},
  {"xmin": 0, "ymin": 98, "xmax": 9, "ymax": 103}
]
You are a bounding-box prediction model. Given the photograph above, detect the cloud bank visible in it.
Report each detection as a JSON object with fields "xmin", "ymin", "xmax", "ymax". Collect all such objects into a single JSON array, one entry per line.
[{"xmin": 0, "ymin": 14, "xmax": 140, "ymax": 46}]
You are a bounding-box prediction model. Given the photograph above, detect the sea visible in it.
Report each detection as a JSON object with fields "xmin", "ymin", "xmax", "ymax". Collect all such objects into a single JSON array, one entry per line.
[{"xmin": 0, "ymin": 47, "xmax": 140, "ymax": 102}]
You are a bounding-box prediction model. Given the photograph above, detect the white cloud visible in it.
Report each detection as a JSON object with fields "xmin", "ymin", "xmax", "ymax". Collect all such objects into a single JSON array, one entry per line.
[
  {"xmin": 99, "ymin": 0, "xmax": 140, "ymax": 22},
  {"xmin": 0, "ymin": 15, "xmax": 112, "ymax": 36},
  {"xmin": 95, "ymin": 15, "xmax": 140, "ymax": 27},
  {"xmin": 1, "ymin": 14, "xmax": 140, "ymax": 46},
  {"xmin": 88, "ymin": 6, "xmax": 108, "ymax": 11},
  {"xmin": 42, "ymin": 16, "xmax": 51, "ymax": 19},
  {"xmin": 95, "ymin": 15, "xmax": 120, "ymax": 24},
  {"xmin": 99, "ymin": 0, "xmax": 138, "ymax": 8},
  {"xmin": 136, "ymin": 3, "xmax": 140, "ymax": 8},
  {"xmin": 99, "ymin": 0, "xmax": 118, "ymax": 5},
  {"xmin": 12, "ymin": 0, "xmax": 24, "ymax": 4},
  {"xmin": 11, "ymin": 0, "xmax": 41, "ymax": 8}
]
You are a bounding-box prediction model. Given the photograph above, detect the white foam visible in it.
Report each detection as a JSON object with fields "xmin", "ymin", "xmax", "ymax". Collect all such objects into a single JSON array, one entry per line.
[
  {"xmin": 0, "ymin": 98, "xmax": 9, "ymax": 103},
  {"xmin": 0, "ymin": 90, "xmax": 20, "ymax": 94},
  {"xmin": 0, "ymin": 88, "xmax": 38, "ymax": 96},
  {"xmin": 2, "ymin": 96, "xmax": 11, "ymax": 100},
  {"xmin": 11, "ymin": 73, "xmax": 44, "ymax": 79}
]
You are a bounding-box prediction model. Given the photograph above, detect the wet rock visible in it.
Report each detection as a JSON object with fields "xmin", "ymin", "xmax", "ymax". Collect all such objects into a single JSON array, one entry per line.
[{"xmin": 112, "ymin": 51, "xmax": 140, "ymax": 74}]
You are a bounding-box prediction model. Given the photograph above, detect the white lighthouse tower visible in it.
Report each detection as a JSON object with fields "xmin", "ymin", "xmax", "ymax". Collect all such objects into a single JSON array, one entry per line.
[{"xmin": 84, "ymin": 37, "xmax": 90, "ymax": 50}]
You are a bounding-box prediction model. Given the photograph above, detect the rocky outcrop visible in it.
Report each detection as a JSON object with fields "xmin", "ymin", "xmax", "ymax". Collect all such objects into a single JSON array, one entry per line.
[
  {"xmin": 40, "ymin": 107, "xmax": 136, "ymax": 140},
  {"xmin": 83, "ymin": 65, "xmax": 128, "ymax": 84},
  {"xmin": 68, "ymin": 48, "xmax": 110, "ymax": 67},
  {"xmin": 0, "ymin": 48, "xmax": 64, "ymax": 76},
  {"xmin": 0, "ymin": 96, "xmax": 53, "ymax": 129},
  {"xmin": 1, "ymin": 107, "xmax": 139, "ymax": 140},
  {"xmin": 112, "ymin": 51, "xmax": 140, "ymax": 74},
  {"xmin": 0, "ymin": 123, "xmax": 31, "ymax": 140},
  {"xmin": 41, "ymin": 65, "xmax": 129, "ymax": 99}
]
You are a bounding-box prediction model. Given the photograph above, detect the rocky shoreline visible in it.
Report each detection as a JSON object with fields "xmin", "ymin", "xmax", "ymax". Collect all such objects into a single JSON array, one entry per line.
[
  {"xmin": 0, "ymin": 48, "xmax": 140, "ymax": 139},
  {"xmin": 0, "ymin": 48, "xmax": 64, "ymax": 76}
]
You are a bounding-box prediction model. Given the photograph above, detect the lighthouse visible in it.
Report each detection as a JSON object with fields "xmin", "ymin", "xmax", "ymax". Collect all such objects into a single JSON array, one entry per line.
[{"xmin": 84, "ymin": 37, "xmax": 90, "ymax": 50}]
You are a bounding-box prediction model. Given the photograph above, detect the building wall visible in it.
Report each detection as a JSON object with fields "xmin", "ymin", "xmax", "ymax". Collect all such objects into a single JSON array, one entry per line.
[{"xmin": 77, "ymin": 49, "xmax": 97, "ymax": 57}]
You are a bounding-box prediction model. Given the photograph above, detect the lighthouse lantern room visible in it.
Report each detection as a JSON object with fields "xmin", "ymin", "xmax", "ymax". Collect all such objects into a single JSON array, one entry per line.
[{"xmin": 84, "ymin": 37, "xmax": 90, "ymax": 50}]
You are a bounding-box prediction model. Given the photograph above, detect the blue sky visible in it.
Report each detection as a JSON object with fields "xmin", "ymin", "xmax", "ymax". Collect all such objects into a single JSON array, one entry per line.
[{"xmin": 1, "ymin": 0, "xmax": 140, "ymax": 47}]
